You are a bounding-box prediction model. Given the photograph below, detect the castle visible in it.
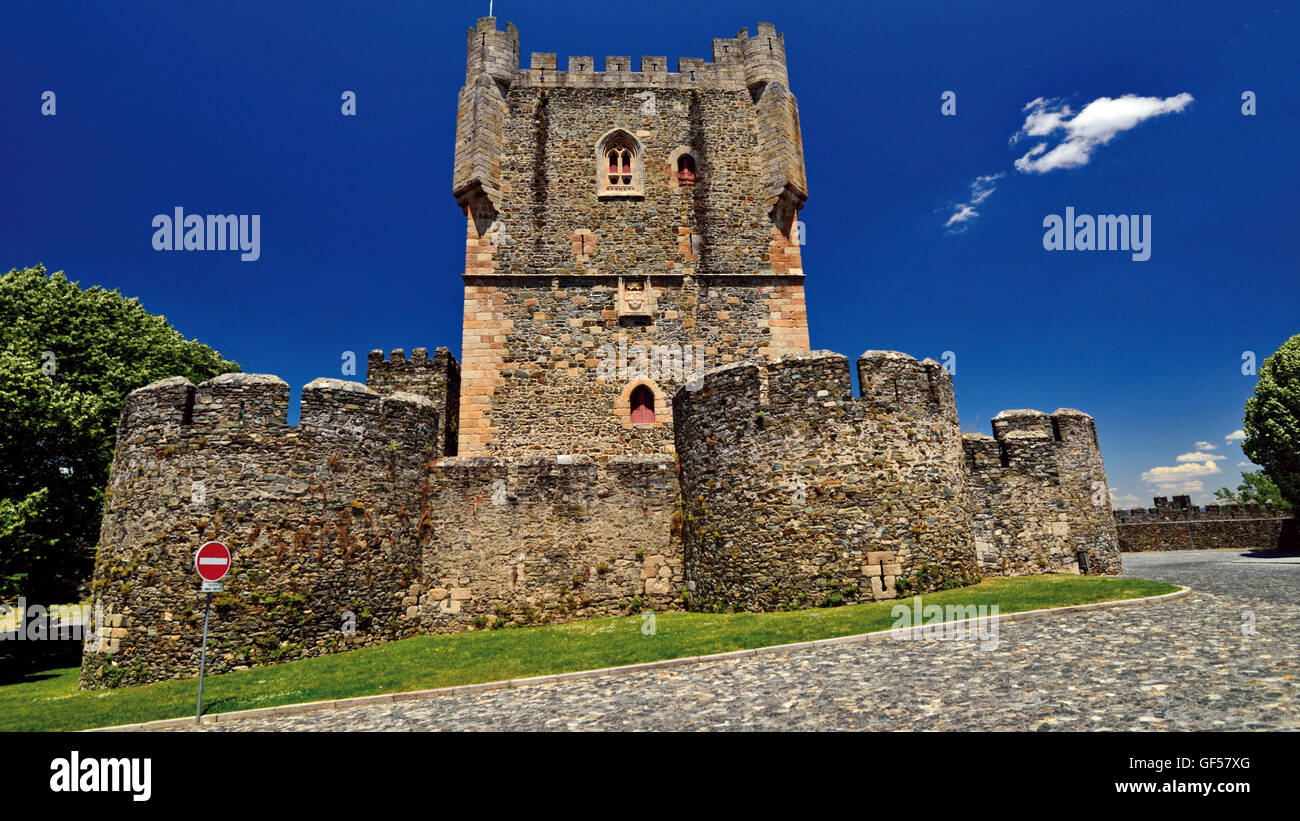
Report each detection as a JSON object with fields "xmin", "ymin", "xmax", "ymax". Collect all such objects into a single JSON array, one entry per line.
[{"xmin": 80, "ymin": 19, "xmax": 1121, "ymax": 688}]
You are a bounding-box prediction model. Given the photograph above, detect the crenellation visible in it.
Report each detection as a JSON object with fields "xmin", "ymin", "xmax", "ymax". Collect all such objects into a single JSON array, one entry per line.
[
  {"xmin": 119, "ymin": 376, "xmax": 197, "ymax": 439},
  {"xmin": 675, "ymin": 348, "xmax": 981, "ymax": 611},
  {"xmin": 962, "ymin": 433, "xmax": 1001, "ymax": 471},
  {"xmin": 191, "ymin": 373, "xmax": 290, "ymax": 430},
  {"xmin": 299, "ymin": 378, "xmax": 380, "ymax": 439},
  {"xmin": 641, "ymin": 56, "xmax": 667, "ymax": 76},
  {"xmin": 1114, "ymin": 495, "xmax": 1298, "ymax": 552},
  {"xmin": 366, "ymin": 345, "xmax": 460, "ymax": 456},
  {"xmin": 739, "ymin": 22, "xmax": 790, "ymax": 94},
  {"xmin": 465, "ymin": 17, "xmax": 520, "ymax": 85},
  {"xmin": 764, "ymin": 351, "xmax": 851, "ymax": 406},
  {"xmin": 992, "ymin": 408, "xmax": 1054, "ymax": 441}
]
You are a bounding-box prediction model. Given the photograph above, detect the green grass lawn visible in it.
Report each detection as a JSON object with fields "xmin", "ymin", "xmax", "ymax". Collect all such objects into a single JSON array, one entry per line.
[{"xmin": 0, "ymin": 575, "xmax": 1178, "ymax": 732}]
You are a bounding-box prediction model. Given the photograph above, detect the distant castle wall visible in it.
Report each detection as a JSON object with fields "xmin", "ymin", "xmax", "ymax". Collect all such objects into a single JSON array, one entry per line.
[
  {"xmin": 673, "ymin": 351, "xmax": 978, "ymax": 611},
  {"xmin": 79, "ymin": 371, "xmax": 446, "ymax": 689},
  {"xmin": 1114, "ymin": 495, "xmax": 1299, "ymax": 552}
]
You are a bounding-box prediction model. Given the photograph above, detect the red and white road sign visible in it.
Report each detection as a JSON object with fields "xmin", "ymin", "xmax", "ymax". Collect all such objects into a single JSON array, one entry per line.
[{"xmin": 194, "ymin": 541, "xmax": 231, "ymax": 582}]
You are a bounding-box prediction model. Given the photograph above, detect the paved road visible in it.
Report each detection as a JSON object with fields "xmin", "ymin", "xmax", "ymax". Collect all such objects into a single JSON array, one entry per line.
[{"xmin": 188, "ymin": 550, "xmax": 1300, "ymax": 731}]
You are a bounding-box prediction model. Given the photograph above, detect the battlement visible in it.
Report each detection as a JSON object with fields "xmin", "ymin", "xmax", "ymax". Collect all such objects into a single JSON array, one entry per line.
[
  {"xmin": 963, "ymin": 408, "xmax": 1101, "ymax": 476},
  {"xmin": 456, "ymin": 21, "xmax": 806, "ymax": 216},
  {"xmin": 673, "ymin": 347, "xmax": 975, "ymax": 609},
  {"xmin": 1115, "ymin": 496, "xmax": 1290, "ymax": 522},
  {"xmin": 465, "ymin": 17, "xmax": 520, "ymax": 85},
  {"xmin": 678, "ymin": 350, "xmax": 957, "ymax": 425},
  {"xmin": 84, "ymin": 359, "xmax": 460, "ymax": 687},
  {"xmin": 463, "ymin": 19, "xmax": 790, "ymax": 91},
  {"xmin": 1114, "ymin": 495, "xmax": 1298, "ymax": 553},
  {"xmin": 119, "ymin": 373, "xmax": 441, "ymax": 452},
  {"xmin": 963, "ymin": 406, "xmax": 1119, "ymax": 576}
]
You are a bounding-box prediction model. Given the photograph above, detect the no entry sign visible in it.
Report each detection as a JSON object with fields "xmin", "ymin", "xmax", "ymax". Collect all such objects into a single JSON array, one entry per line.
[
  {"xmin": 194, "ymin": 541, "xmax": 231, "ymax": 582},
  {"xmin": 193, "ymin": 540, "xmax": 230, "ymax": 725}
]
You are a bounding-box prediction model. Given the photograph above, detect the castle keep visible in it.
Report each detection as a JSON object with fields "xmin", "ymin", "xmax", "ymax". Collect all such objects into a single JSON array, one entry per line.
[
  {"xmin": 80, "ymin": 19, "xmax": 1122, "ymax": 688},
  {"xmin": 453, "ymin": 18, "xmax": 809, "ymax": 456}
]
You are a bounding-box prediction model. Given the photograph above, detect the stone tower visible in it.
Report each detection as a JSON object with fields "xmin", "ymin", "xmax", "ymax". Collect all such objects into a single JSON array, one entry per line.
[{"xmin": 452, "ymin": 18, "xmax": 810, "ymax": 457}]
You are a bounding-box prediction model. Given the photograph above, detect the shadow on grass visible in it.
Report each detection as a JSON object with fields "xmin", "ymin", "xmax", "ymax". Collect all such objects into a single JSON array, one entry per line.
[{"xmin": 0, "ymin": 639, "xmax": 83, "ymax": 686}]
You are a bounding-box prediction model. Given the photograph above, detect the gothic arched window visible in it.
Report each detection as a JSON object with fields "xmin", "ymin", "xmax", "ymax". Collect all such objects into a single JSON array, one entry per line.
[
  {"xmin": 596, "ymin": 130, "xmax": 643, "ymax": 197},
  {"xmin": 629, "ymin": 384, "xmax": 655, "ymax": 424}
]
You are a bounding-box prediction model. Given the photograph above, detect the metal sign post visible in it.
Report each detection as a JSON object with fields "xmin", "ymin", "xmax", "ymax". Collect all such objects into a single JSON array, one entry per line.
[
  {"xmin": 193, "ymin": 542, "xmax": 230, "ymax": 726},
  {"xmin": 196, "ymin": 590, "xmax": 214, "ymax": 725}
]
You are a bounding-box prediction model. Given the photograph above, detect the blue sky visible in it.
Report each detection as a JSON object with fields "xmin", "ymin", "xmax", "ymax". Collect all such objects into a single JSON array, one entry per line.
[{"xmin": 2, "ymin": 1, "xmax": 1295, "ymax": 508}]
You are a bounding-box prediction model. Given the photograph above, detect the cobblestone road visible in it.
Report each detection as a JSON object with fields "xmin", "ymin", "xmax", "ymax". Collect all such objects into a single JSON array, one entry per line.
[{"xmin": 188, "ymin": 550, "xmax": 1300, "ymax": 731}]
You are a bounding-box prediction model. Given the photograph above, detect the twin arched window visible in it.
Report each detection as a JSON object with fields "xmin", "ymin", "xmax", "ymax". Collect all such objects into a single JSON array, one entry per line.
[
  {"xmin": 606, "ymin": 142, "xmax": 634, "ymax": 187},
  {"xmin": 598, "ymin": 130, "xmax": 643, "ymax": 196}
]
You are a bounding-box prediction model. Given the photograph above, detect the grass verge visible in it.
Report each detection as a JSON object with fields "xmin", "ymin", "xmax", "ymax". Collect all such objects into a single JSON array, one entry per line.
[{"xmin": 1, "ymin": 575, "xmax": 1178, "ymax": 731}]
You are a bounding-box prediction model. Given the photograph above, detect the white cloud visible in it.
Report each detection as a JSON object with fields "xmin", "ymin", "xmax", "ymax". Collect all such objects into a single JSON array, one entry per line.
[
  {"xmin": 1151, "ymin": 480, "xmax": 1205, "ymax": 495},
  {"xmin": 1225, "ymin": 429, "xmax": 1246, "ymax": 442},
  {"xmin": 1194, "ymin": 441, "xmax": 1216, "ymax": 451},
  {"xmin": 1237, "ymin": 461, "xmax": 1254, "ymax": 467},
  {"xmin": 945, "ymin": 204, "xmax": 977, "ymax": 228},
  {"xmin": 1012, "ymin": 93, "xmax": 1194, "ymax": 174},
  {"xmin": 1110, "ymin": 489, "xmax": 1143, "ymax": 509},
  {"xmin": 944, "ymin": 173, "xmax": 1005, "ymax": 231},
  {"xmin": 1175, "ymin": 451, "xmax": 1225, "ymax": 463},
  {"xmin": 1140, "ymin": 461, "xmax": 1222, "ymax": 484}
]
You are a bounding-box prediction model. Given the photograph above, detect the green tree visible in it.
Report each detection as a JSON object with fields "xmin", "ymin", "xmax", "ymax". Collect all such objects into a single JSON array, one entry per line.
[
  {"xmin": 1242, "ymin": 334, "xmax": 1300, "ymax": 511},
  {"xmin": 1213, "ymin": 470, "xmax": 1293, "ymax": 511},
  {"xmin": 0, "ymin": 264, "xmax": 238, "ymax": 601}
]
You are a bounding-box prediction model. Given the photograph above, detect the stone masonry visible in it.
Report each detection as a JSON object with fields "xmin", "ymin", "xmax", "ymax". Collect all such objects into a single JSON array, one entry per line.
[
  {"xmin": 1114, "ymin": 495, "xmax": 1298, "ymax": 552},
  {"xmin": 80, "ymin": 19, "xmax": 1122, "ymax": 688}
]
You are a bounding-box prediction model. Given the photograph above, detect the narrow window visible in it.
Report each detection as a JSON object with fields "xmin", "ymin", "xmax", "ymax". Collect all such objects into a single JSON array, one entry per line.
[
  {"xmin": 677, "ymin": 154, "xmax": 696, "ymax": 187},
  {"xmin": 630, "ymin": 385, "xmax": 655, "ymax": 424}
]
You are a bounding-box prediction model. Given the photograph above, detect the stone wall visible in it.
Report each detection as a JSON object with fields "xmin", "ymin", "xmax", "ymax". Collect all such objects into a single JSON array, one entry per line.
[
  {"xmin": 673, "ymin": 350, "xmax": 977, "ymax": 612},
  {"xmin": 79, "ymin": 373, "xmax": 445, "ymax": 688},
  {"xmin": 1115, "ymin": 496, "xmax": 1299, "ymax": 552},
  {"xmin": 460, "ymin": 275, "xmax": 808, "ymax": 456},
  {"xmin": 418, "ymin": 455, "xmax": 683, "ymax": 630},
  {"xmin": 964, "ymin": 409, "xmax": 1121, "ymax": 576}
]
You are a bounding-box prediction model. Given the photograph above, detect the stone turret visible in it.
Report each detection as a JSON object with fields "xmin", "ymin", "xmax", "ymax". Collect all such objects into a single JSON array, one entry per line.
[{"xmin": 673, "ymin": 350, "xmax": 975, "ymax": 611}]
